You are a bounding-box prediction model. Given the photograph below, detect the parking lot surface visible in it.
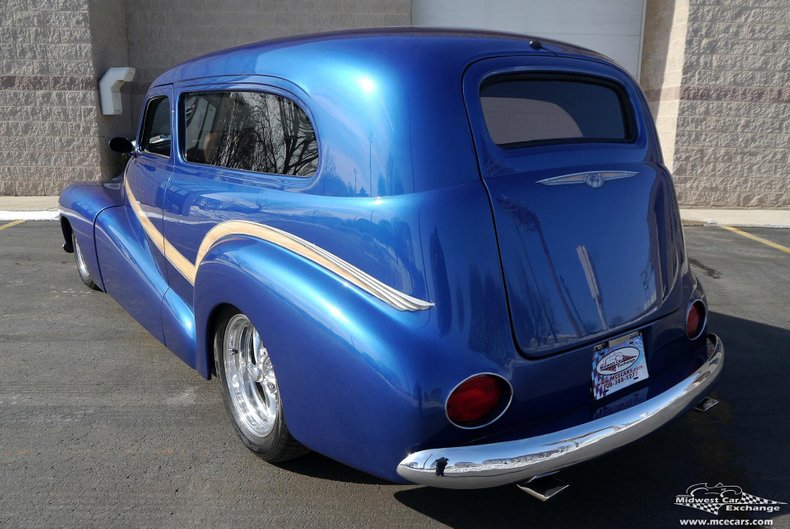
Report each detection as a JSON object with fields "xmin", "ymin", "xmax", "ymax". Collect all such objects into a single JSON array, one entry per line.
[{"xmin": 1, "ymin": 222, "xmax": 788, "ymax": 529}]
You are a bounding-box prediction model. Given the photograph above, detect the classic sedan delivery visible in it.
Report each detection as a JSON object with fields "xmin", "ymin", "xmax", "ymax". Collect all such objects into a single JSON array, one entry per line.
[{"xmin": 59, "ymin": 28, "xmax": 724, "ymax": 493}]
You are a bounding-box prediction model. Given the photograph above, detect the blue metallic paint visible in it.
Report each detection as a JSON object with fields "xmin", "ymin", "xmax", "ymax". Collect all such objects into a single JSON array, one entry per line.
[
  {"xmin": 58, "ymin": 29, "xmax": 720, "ymax": 484},
  {"xmin": 93, "ymin": 204, "xmax": 168, "ymax": 345},
  {"xmin": 59, "ymin": 179, "xmax": 124, "ymax": 291},
  {"xmin": 463, "ymin": 56, "xmax": 685, "ymax": 357}
]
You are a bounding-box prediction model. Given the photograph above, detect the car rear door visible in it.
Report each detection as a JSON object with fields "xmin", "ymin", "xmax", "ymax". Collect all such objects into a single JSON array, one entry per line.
[{"xmin": 462, "ymin": 56, "xmax": 685, "ymax": 358}]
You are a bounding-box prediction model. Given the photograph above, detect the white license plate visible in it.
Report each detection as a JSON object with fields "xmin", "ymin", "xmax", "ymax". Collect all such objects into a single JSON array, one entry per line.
[{"xmin": 592, "ymin": 331, "xmax": 649, "ymax": 400}]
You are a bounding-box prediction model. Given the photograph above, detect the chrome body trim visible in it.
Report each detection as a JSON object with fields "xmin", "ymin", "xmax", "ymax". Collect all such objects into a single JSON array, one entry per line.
[
  {"xmin": 536, "ymin": 170, "xmax": 638, "ymax": 188},
  {"xmin": 397, "ymin": 333, "xmax": 724, "ymax": 489}
]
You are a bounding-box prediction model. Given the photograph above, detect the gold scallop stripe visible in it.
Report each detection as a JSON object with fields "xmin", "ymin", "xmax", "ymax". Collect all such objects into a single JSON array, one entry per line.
[
  {"xmin": 195, "ymin": 220, "xmax": 434, "ymax": 311},
  {"xmin": 124, "ymin": 178, "xmax": 433, "ymax": 312},
  {"xmin": 124, "ymin": 178, "xmax": 197, "ymax": 284}
]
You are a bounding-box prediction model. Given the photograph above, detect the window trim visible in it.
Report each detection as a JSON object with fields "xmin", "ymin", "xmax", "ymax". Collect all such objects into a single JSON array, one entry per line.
[
  {"xmin": 178, "ymin": 88, "xmax": 320, "ymax": 179},
  {"xmin": 480, "ymin": 73, "xmax": 637, "ymax": 150},
  {"xmin": 139, "ymin": 95, "xmax": 172, "ymax": 159}
]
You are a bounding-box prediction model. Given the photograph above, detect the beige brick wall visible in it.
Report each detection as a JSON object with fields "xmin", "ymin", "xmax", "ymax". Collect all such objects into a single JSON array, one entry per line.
[
  {"xmin": 126, "ymin": 0, "xmax": 411, "ymax": 127},
  {"xmin": 644, "ymin": 0, "xmax": 789, "ymax": 207},
  {"xmin": 0, "ymin": 0, "xmax": 410, "ymax": 196},
  {"xmin": 640, "ymin": 0, "xmax": 689, "ymax": 173},
  {"xmin": 0, "ymin": 0, "xmax": 100, "ymax": 195},
  {"xmin": 3, "ymin": 0, "xmax": 787, "ymax": 206},
  {"xmin": 87, "ymin": 0, "xmax": 133, "ymax": 185}
]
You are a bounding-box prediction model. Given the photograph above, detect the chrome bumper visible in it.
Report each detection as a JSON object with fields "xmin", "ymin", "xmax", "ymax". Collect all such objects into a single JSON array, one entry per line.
[{"xmin": 397, "ymin": 333, "xmax": 724, "ymax": 489}]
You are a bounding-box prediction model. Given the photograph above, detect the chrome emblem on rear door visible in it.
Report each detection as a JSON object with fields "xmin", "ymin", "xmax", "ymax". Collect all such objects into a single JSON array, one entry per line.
[{"xmin": 536, "ymin": 171, "xmax": 638, "ymax": 188}]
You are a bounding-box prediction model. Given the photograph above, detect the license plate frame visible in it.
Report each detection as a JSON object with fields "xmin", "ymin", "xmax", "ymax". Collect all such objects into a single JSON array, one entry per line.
[{"xmin": 591, "ymin": 331, "xmax": 649, "ymax": 400}]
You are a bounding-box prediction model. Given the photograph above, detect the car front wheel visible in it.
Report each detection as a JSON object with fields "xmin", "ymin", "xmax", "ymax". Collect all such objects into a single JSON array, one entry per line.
[
  {"xmin": 72, "ymin": 233, "xmax": 100, "ymax": 290},
  {"xmin": 214, "ymin": 310, "xmax": 306, "ymax": 462}
]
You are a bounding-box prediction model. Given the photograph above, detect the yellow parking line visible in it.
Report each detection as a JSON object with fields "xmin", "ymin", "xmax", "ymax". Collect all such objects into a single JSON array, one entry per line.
[
  {"xmin": 0, "ymin": 220, "xmax": 25, "ymax": 231},
  {"xmin": 721, "ymin": 225, "xmax": 790, "ymax": 254}
]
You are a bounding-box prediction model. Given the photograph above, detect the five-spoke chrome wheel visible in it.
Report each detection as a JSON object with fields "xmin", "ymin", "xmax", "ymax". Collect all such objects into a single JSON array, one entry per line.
[
  {"xmin": 215, "ymin": 309, "xmax": 306, "ymax": 462},
  {"xmin": 222, "ymin": 313, "xmax": 279, "ymax": 438}
]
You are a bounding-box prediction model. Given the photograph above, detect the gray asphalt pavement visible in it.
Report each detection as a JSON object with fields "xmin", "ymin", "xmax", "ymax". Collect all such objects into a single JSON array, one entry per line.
[{"xmin": 1, "ymin": 222, "xmax": 788, "ymax": 529}]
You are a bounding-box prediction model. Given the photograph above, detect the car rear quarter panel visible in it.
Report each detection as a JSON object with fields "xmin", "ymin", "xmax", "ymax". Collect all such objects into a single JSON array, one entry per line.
[{"xmin": 190, "ymin": 180, "xmax": 518, "ymax": 481}]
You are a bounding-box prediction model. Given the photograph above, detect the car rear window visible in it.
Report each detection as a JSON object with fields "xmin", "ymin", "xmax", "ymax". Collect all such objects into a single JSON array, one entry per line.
[
  {"xmin": 480, "ymin": 76, "xmax": 633, "ymax": 147},
  {"xmin": 182, "ymin": 91, "xmax": 318, "ymax": 177}
]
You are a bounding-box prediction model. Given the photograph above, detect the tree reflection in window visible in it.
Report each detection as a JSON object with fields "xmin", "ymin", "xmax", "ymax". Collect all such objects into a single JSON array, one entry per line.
[{"xmin": 183, "ymin": 91, "xmax": 318, "ymax": 177}]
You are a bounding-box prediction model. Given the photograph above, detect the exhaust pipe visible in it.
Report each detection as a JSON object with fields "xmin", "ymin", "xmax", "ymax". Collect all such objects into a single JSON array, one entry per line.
[
  {"xmin": 694, "ymin": 396, "xmax": 719, "ymax": 412},
  {"xmin": 516, "ymin": 474, "xmax": 569, "ymax": 501}
]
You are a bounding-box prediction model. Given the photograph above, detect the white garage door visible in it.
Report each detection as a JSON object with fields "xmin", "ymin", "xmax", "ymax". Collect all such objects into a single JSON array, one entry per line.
[{"xmin": 412, "ymin": 0, "xmax": 646, "ymax": 77}]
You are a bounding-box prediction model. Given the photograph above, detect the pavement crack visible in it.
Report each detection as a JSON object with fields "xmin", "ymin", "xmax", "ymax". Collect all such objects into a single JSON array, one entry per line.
[{"xmin": 689, "ymin": 257, "xmax": 722, "ymax": 279}]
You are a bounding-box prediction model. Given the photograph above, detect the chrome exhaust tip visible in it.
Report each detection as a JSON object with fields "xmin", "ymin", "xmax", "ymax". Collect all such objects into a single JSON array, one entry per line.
[
  {"xmin": 694, "ymin": 396, "xmax": 719, "ymax": 412},
  {"xmin": 516, "ymin": 474, "xmax": 569, "ymax": 501}
]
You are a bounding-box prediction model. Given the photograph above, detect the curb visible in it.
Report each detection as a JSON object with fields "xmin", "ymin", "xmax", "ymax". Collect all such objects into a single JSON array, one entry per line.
[
  {"xmin": 0, "ymin": 210, "xmax": 60, "ymax": 221},
  {"xmin": 679, "ymin": 209, "xmax": 790, "ymax": 229}
]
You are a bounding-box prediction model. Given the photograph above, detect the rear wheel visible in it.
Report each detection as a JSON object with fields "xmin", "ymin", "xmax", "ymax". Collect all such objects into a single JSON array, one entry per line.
[
  {"xmin": 72, "ymin": 233, "xmax": 100, "ymax": 291},
  {"xmin": 214, "ymin": 310, "xmax": 307, "ymax": 462}
]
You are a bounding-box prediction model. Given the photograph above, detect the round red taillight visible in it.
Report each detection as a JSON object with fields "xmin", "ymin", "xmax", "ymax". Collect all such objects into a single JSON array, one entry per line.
[
  {"xmin": 686, "ymin": 300, "xmax": 706, "ymax": 339},
  {"xmin": 446, "ymin": 374, "xmax": 510, "ymax": 428}
]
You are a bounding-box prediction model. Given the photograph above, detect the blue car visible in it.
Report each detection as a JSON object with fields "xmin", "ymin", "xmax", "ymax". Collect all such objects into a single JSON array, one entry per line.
[{"xmin": 58, "ymin": 28, "xmax": 724, "ymax": 490}]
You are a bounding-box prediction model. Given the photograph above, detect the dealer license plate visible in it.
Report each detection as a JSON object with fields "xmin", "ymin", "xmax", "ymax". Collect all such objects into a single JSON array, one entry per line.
[{"xmin": 591, "ymin": 331, "xmax": 649, "ymax": 400}]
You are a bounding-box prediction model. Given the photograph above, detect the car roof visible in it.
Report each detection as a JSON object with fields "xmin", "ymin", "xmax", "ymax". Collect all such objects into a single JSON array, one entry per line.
[
  {"xmin": 148, "ymin": 28, "xmax": 639, "ymax": 198},
  {"xmin": 151, "ymin": 27, "xmax": 612, "ymax": 87}
]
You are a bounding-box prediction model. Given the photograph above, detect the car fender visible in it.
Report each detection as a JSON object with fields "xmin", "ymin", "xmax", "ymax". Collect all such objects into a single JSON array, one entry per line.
[
  {"xmin": 193, "ymin": 234, "xmax": 503, "ymax": 480},
  {"xmin": 58, "ymin": 178, "xmax": 124, "ymax": 290}
]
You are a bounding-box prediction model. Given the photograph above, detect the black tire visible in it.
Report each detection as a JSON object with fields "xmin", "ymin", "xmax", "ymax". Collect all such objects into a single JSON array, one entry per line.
[
  {"xmin": 214, "ymin": 308, "xmax": 307, "ymax": 462},
  {"xmin": 72, "ymin": 233, "xmax": 101, "ymax": 291}
]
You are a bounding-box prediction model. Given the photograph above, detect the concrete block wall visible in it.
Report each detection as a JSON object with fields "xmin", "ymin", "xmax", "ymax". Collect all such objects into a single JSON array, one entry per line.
[
  {"xmin": 0, "ymin": 0, "xmax": 100, "ymax": 196},
  {"xmin": 671, "ymin": 0, "xmax": 789, "ymax": 207},
  {"xmin": 126, "ymin": 0, "xmax": 411, "ymax": 127},
  {"xmin": 640, "ymin": 0, "xmax": 689, "ymax": 174},
  {"xmin": 87, "ymin": 0, "xmax": 133, "ymax": 185},
  {"xmin": 1, "ymin": 0, "xmax": 787, "ymax": 206},
  {"xmin": 643, "ymin": 0, "xmax": 789, "ymax": 207},
  {"xmin": 0, "ymin": 0, "xmax": 410, "ymax": 196}
]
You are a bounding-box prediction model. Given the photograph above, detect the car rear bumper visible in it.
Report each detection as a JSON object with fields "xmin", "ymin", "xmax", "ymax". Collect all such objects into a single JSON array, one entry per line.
[{"xmin": 397, "ymin": 333, "xmax": 724, "ymax": 489}]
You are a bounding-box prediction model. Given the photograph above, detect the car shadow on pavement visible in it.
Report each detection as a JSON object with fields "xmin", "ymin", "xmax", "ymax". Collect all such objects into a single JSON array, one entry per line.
[
  {"xmin": 393, "ymin": 312, "xmax": 789, "ymax": 529},
  {"xmin": 275, "ymin": 451, "xmax": 393, "ymax": 486}
]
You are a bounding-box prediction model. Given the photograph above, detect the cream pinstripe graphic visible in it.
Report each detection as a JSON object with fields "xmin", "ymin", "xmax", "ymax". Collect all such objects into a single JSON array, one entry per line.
[{"xmin": 124, "ymin": 178, "xmax": 433, "ymax": 312}]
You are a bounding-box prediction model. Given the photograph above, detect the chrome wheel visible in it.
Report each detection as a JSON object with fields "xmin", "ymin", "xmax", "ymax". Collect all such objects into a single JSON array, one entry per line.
[
  {"xmin": 222, "ymin": 314, "xmax": 279, "ymax": 438},
  {"xmin": 72, "ymin": 233, "xmax": 99, "ymax": 290},
  {"xmin": 74, "ymin": 235, "xmax": 91, "ymax": 282}
]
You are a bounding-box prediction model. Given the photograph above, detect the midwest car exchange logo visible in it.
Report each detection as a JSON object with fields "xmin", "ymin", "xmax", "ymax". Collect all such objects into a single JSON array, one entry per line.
[{"xmin": 675, "ymin": 482, "xmax": 785, "ymax": 516}]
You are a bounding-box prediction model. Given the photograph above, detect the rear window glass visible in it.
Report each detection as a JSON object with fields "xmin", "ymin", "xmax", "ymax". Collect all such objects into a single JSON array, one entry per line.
[
  {"xmin": 182, "ymin": 91, "xmax": 318, "ymax": 177},
  {"xmin": 480, "ymin": 77, "xmax": 633, "ymax": 147}
]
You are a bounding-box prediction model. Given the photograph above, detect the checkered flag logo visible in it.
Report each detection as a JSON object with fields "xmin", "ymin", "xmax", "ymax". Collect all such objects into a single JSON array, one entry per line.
[
  {"xmin": 675, "ymin": 482, "xmax": 785, "ymax": 516},
  {"xmin": 591, "ymin": 334, "xmax": 647, "ymax": 400},
  {"xmin": 591, "ymin": 358, "xmax": 607, "ymax": 400},
  {"xmin": 684, "ymin": 501, "xmax": 721, "ymax": 515},
  {"xmin": 739, "ymin": 492, "xmax": 785, "ymax": 506}
]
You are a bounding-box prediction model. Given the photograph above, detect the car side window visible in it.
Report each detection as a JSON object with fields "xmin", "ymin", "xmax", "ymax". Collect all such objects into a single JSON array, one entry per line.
[
  {"xmin": 182, "ymin": 91, "xmax": 318, "ymax": 177},
  {"xmin": 140, "ymin": 97, "xmax": 171, "ymax": 157}
]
